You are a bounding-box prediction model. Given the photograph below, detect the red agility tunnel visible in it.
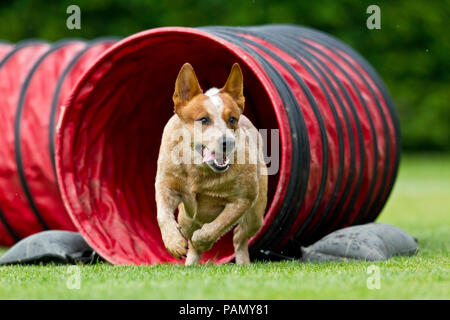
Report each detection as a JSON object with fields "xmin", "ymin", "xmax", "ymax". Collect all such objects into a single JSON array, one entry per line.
[
  {"xmin": 55, "ymin": 25, "xmax": 401, "ymax": 265},
  {"xmin": 0, "ymin": 38, "xmax": 117, "ymax": 246},
  {"xmin": 0, "ymin": 25, "xmax": 400, "ymax": 265}
]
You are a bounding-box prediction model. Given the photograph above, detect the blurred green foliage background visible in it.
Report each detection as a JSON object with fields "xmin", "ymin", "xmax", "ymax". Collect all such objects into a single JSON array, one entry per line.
[{"xmin": 0, "ymin": 0, "xmax": 448, "ymax": 151}]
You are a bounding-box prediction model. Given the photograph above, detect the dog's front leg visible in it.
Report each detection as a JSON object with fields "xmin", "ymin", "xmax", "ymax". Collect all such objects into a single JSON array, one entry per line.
[
  {"xmin": 155, "ymin": 184, "xmax": 187, "ymax": 259},
  {"xmin": 191, "ymin": 199, "xmax": 250, "ymax": 253},
  {"xmin": 185, "ymin": 240, "xmax": 201, "ymax": 266}
]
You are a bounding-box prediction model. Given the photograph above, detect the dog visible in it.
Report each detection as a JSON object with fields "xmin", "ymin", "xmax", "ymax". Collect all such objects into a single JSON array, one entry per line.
[{"xmin": 155, "ymin": 62, "xmax": 267, "ymax": 265}]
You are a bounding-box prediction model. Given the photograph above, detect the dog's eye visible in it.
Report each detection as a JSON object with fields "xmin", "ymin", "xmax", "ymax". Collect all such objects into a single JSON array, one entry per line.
[
  {"xmin": 229, "ymin": 116, "xmax": 237, "ymax": 125},
  {"xmin": 197, "ymin": 117, "xmax": 210, "ymax": 124}
]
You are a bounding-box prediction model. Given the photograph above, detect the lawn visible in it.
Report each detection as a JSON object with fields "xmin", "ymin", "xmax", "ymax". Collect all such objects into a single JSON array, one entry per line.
[{"xmin": 0, "ymin": 154, "xmax": 448, "ymax": 299}]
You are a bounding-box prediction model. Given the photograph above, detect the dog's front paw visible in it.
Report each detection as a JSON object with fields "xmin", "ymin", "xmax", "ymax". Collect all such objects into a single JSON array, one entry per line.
[
  {"xmin": 191, "ymin": 229, "xmax": 214, "ymax": 252},
  {"xmin": 161, "ymin": 224, "xmax": 188, "ymax": 259}
]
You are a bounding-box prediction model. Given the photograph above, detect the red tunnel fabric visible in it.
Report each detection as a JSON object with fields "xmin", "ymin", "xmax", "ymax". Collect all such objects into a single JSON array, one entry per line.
[
  {"xmin": 0, "ymin": 39, "xmax": 116, "ymax": 246},
  {"xmin": 0, "ymin": 43, "xmax": 12, "ymax": 60},
  {"xmin": 56, "ymin": 26, "xmax": 400, "ymax": 265},
  {"xmin": 0, "ymin": 26, "xmax": 400, "ymax": 265}
]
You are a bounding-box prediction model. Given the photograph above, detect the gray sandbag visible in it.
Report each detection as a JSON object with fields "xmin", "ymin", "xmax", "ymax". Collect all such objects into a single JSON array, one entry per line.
[
  {"xmin": 0, "ymin": 230, "xmax": 99, "ymax": 265},
  {"xmin": 301, "ymin": 223, "xmax": 418, "ymax": 262}
]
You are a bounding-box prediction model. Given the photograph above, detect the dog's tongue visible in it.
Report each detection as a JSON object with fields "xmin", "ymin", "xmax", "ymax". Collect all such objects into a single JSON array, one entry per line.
[{"xmin": 202, "ymin": 149, "xmax": 216, "ymax": 163}]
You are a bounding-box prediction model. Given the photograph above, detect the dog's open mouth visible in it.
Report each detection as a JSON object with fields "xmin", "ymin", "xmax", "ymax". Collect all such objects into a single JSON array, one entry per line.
[
  {"xmin": 208, "ymin": 155, "xmax": 230, "ymax": 172},
  {"xmin": 196, "ymin": 145, "xmax": 230, "ymax": 173}
]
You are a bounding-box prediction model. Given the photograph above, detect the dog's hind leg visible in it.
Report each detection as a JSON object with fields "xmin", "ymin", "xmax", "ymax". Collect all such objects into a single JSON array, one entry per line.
[
  {"xmin": 233, "ymin": 209, "xmax": 263, "ymax": 265},
  {"xmin": 233, "ymin": 174, "xmax": 266, "ymax": 265},
  {"xmin": 233, "ymin": 223, "xmax": 251, "ymax": 265}
]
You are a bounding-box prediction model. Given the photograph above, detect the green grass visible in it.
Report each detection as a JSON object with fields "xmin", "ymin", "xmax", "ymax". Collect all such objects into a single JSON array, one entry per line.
[{"xmin": 0, "ymin": 154, "xmax": 449, "ymax": 299}]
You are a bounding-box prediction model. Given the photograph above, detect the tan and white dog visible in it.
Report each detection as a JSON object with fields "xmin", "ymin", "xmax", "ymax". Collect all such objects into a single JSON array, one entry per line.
[{"xmin": 155, "ymin": 63, "xmax": 267, "ymax": 265}]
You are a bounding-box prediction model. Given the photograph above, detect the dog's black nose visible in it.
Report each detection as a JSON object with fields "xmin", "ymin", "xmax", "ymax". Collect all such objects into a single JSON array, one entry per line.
[{"xmin": 219, "ymin": 136, "xmax": 235, "ymax": 153}]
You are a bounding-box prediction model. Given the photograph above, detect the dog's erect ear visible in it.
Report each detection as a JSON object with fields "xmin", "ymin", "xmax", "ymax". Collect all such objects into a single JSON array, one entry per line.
[
  {"xmin": 173, "ymin": 63, "xmax": 203, "ymax": 114},
  {"xmin": 221, "ymin": 63, "xmax": 245, "ymax": 112}
]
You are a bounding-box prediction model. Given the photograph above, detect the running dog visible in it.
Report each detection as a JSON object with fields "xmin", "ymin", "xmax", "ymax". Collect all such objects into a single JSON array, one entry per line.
[{"xmin": 155, "ymin": 62, "xmax": 267, "ymax": 265}]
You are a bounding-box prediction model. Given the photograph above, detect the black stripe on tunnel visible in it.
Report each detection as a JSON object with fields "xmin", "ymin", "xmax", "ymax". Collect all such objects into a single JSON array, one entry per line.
[
  {"xmin": 264, "ymin": 31, "xmax": 356, "ymax": 242},
  {"xmin": 279, "ymin": 27, "xmax": 380, "ymax": 233},
  {"xmin": 203, "ymin": 27, "xmax": 311, "ymax": 255},
  {"xmin": 270, "ymin": 24, "xmax": 400, "ymax": 224},
  {"xmin": 248, "ymin": 28, "xmax": 347, "ymax": 244},
  {"xmin": 291, "ymin": 41, "xmax": 362, "ymax": 236},
  {"xmin": 49, "ymin": 37, "xmax": 120, "ymax": 176},
  {"xmin": 242, "ymin": 26, "xmax": 366, "ymax": 235},
  {"xmin": 295, "ymin": 31, "xmax": 390, "ymax": 227},
  {"xmin": 213, "ymin": 30, "xmax": 309, "ymax": 256},
  {"xmin": 0, "ymin": 40, "xmax": 49, "ymax": 241},
  {"xmin": 203, "ymin": 27, "xmax": 324, "ymax": 254},
  {"xmin": 15, "ymin": 40, "xmax": 84, "ymax": 231}
]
